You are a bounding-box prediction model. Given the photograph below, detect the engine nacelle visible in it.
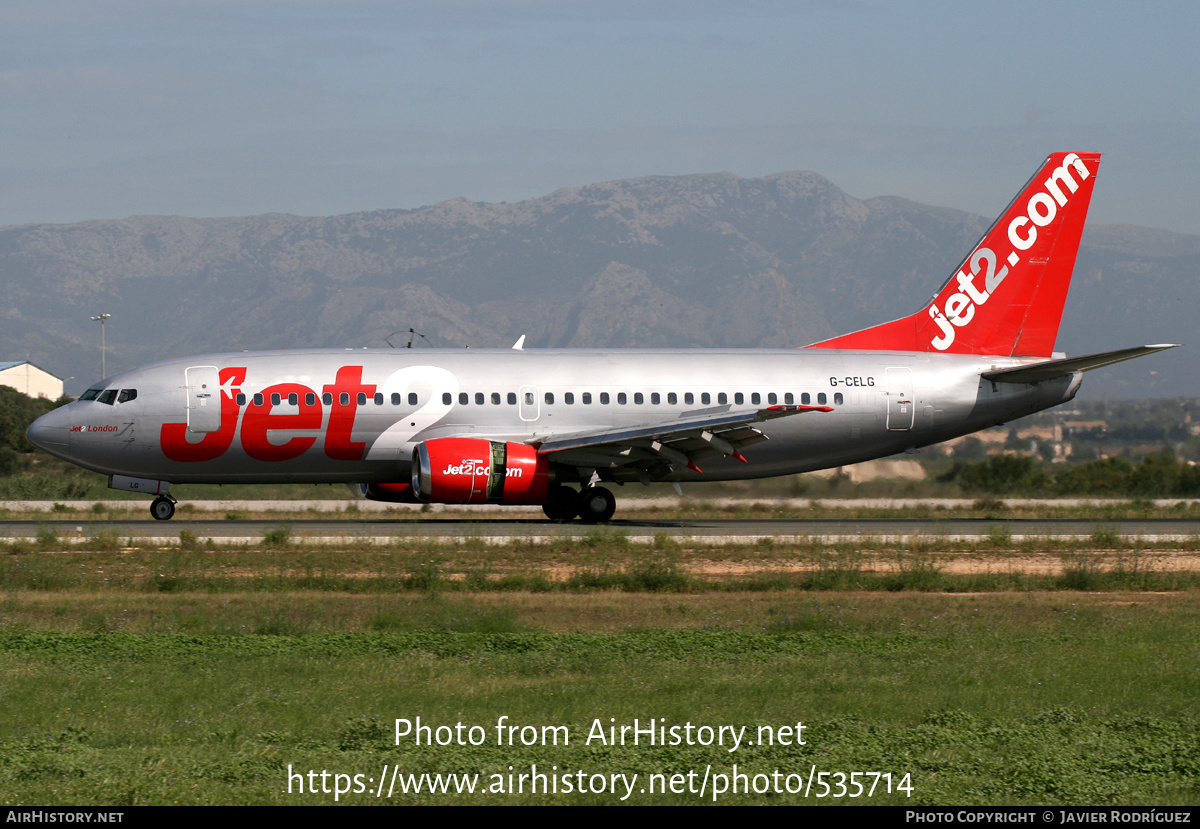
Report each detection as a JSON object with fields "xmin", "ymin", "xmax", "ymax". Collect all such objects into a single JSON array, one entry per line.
[{"xmin": 412, "ymin": 438, "xmax": 550, "ymax": 505}]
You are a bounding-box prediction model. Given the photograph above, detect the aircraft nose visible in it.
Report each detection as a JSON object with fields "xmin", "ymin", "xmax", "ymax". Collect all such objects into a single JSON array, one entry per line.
[{"xmin": 26, "ymin": 406, "xmax": 72, "ymax": 460}]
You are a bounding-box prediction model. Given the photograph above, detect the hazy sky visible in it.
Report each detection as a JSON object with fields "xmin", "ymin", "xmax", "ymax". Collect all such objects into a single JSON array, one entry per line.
[{"xmin": 3, "ymin": 0, "xmax": 1198, "ymax": 233}]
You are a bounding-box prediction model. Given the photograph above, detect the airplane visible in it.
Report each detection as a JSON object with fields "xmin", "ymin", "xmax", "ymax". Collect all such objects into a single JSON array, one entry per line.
[{"xmin": 25, "ymin": 151, "xmax": 1177, "ymax": 522}]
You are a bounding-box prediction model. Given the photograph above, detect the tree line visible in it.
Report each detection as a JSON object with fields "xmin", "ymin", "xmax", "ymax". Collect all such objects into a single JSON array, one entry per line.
[
  {"xmin": 940, "ymin": 452, "xmax": 1200, "ymax": 497},
  {"xmin": 0, "ymin": 386, "xmax": 67, "ymax": 475}
]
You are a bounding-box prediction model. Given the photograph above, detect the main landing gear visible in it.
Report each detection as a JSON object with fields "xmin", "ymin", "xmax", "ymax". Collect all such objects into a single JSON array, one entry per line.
[
  {"xmin": 150, "ymin": 495, "xmax": 177, "ymax": 521},
  {"xmin": 542, "ymin": 484, "xmax": 617, "ymax": 523},
  {"xmin": 542, "ymin": 484, "xmax": 579, "ymax": 521}
]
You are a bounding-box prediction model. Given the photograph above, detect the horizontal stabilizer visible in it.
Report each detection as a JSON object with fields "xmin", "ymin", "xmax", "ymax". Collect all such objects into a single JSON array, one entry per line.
[{"xmin": 981, "ymin": 344, "xmax": 1180, "ymax": 384}]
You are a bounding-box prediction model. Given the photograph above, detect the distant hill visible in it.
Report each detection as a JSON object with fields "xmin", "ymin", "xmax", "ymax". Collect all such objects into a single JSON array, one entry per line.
[{"xmin": 1, "ymin": 170, "xmax": 1194, "ymax": 398}]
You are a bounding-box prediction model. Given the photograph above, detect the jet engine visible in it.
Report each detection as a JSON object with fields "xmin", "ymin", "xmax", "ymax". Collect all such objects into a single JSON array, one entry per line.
[{"xmin": 412, "ymin": 437, "xmax": 551, "ymax": 504}]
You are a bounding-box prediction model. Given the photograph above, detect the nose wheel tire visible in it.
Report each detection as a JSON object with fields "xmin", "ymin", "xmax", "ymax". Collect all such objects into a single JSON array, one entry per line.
[
  {"xmin": 150, "ymin": 496, "xmax": 176, "ymax": 521},
  {"xmin": 577, "ymin": 486, "xmax": 616, "ymax": 523}
]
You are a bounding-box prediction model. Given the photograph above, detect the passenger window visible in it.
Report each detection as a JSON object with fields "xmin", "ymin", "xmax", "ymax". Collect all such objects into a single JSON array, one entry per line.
[
  {"xmin": 459, "ymin": 393, "xmax": 469, "ymax": 405},
  {"xmin": 668, "ymin": 392, "xmax": 677, "ymax": 405},
  {"xmin": 834, "ymin": 393, "xmax": 843, "ymax": 405},
  {"xmin": 507, "ymin": 392, "xmax": 517, "ymax": 405},
  {"xmin": 287, "ymin": 393, "xmax": 298, "ymax": 406},
  {"xmin": 768, "ymin": 392, "xmax": 777, "ymax": 405},
  {"xmin": 475, "ymin": 392, "xmax": 484, "ymax": 405},
  {"xmin": 357, "ymin": 393, "xmax": 367, "ymax": 406},
  {"xmin": 751, "ymin": 392, "xmax": 760, "ymax": 405},
  {"xmin": 785, "ymin": 393, "xmax": 794, "ymax": 404},
  {"xmin": 525, "ymin": 392, "xmax": 535, "ymax": 405},
  {"xmin": 98, "ymin": 389, "xmax": 118, "ymax": 405},
  {"xmin": 254, "ymin": 393, "xmax": 265, "ymax": 406},
  {"xmin": 617, "ymin": 392, "xmax": 626, "ymax": 404},
  {"xmin": 717, "ymin": 392, "xmax": 727, "ymax": 405},
  {"xmin": 684, "ymin": 393, "xmax": 693, "ymax": 404},
  {"xmin": 118, "ymin": 389, "xmax": 137, "ymax": 404},
  {"xmin": 270, "ymin": 393, "xmax": 281, "ymax": 406},
  {"xmin": 491, "ymin": 393, "xmax": 501, "ymax": 405},
  {"xmin": 600, "ymin": 392, "xmax": 610, "ymax": 404},
  {"xmin": 545, "ymin": 392, "xmax": 554, "ymax": 404},
  {"xmin": 636, "ymin": 392, "xmax": 645, "ymax": 404},
  {"xmin": 650, "ymin": 393, "xmax": 659, "ymax": 405},
  {"xmin": 340, "ymin": 393, "xmax": 350, "ymax": 406},
  {"xmin": 391, "ymin": 393, "xmax": 402, "ymax": 405},
  {"xmin": 237, "ymin": 393, "xmax": 247, "ymax": 406},
  {"xmin": 323, "ymin": 393, "xmax": 333, "ymax": 405},
  {"xmin": 818, "ymin": 393, "xmax": 827, "ymax": 405},
  {"xmin": 701, "ymin": 392, "xmax": 711, "ymax": 405},
  {"xmin": 582, "ymin": 392, "xmax": 592, "ymax": 404},
  {"xmin": 801, "ymin": 393, "xmax": 810, "ymax": 405},
  {"xmin": 735, "ymin": 392, "xmax": 744, "ymax": 405},
  {"xmin": 408, "ymin": 392, "xmax": 418, "ymax": 406},
  {"xmin": 565, "ymin": 392, "xmax": 574, "ymax": 405},
  {"xmin": 442, "ymin": 393, "xmax": 452, "ymax": 405},
  {"xmin": 306, "ymin": 393, "xmax": 316, "ymax": 406}
]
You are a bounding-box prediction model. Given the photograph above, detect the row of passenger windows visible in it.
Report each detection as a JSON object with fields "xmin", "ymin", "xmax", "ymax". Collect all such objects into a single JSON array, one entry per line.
[
  {"xmin": 499, "ymin": 390, "xmax": 845, "ymax": 406},
  {"xmin": 79, "ymin": 388, "xmax": 137, "ymax": 405},
  {"xmin": 234, "ymin": 390, "xmax": 846, "ymax": 407},
  {"xmin": 236, "ymin": 392, "xmax": 415, "ymax": 407},
  {"xmin": 79, "ymin": 386, "xmax": 847, "ymax": 409}
]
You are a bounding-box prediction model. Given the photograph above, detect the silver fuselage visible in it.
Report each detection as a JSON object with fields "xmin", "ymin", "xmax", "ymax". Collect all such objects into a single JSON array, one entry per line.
[{"xmin": 28, "ymin": 348, "xmax": 1081, "ymax": 486}]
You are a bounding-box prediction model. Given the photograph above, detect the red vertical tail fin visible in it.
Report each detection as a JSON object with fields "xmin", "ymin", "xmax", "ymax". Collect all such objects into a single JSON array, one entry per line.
[{"xmin": 808, "ymin": 151, "xmax": 1100, "ymax": 358}]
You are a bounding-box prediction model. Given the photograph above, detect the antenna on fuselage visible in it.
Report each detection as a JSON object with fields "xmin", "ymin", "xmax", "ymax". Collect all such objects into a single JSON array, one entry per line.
[{"xmin": 386, "ymin": 329, "xmax": 432, "ymax": 349}]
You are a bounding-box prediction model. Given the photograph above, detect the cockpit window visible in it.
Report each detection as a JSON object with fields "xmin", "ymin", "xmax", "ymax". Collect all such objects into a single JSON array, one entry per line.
[
  {"xmin": 118, "ymin": 389, "xmax": 137, "ymax": 403},
  {"xmin": 97, "ymin": 389, "xmax": 118, "ymax": 405},
  {"xmin": 79, "ymin": 389, "xmax": 101, "ymax": 401}
]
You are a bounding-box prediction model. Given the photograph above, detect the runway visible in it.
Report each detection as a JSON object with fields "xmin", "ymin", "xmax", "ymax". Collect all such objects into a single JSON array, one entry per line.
[{"xmin": 4, "ymin": 516, "xmax": 1200, "ymax": 544}]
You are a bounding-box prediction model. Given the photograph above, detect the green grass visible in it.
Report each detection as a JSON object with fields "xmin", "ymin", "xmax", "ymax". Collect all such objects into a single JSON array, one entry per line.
[
  {"xmin": 1, "ymin": 532, "xmax": 1199, "ymax": 805},
  {"xmin": 1, "ymin": 593, "xmax": 1198, "ymax": 805}
]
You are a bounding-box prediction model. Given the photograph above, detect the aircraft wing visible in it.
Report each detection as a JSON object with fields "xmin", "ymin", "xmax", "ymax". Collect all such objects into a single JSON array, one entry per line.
[
  {"xmin": 982, "ymin": 344, "xmax": 1180, "ymax": 384},
  {"xmin": 534, "ymin": 404, "xmax": 832, "ymax": 478}
]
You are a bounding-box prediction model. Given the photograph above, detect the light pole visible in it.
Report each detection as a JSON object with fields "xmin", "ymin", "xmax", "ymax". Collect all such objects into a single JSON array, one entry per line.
[{"xmin": 91, "ymin": 313, "xmax": 111, "ymax": 378}]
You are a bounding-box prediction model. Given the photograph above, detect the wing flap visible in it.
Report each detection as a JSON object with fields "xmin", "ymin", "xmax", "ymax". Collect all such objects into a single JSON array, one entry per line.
[
  {"xmin": 535, "ymin": 404, "xmax": 830, "ymax": 454},
  {"xmin": 536, "ymin": 404, "xmax": 833, "ymax": 476}
]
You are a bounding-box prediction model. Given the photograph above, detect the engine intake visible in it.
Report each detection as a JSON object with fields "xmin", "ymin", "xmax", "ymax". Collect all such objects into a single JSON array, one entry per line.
[{"xmin": 412, "ymin": 438, "xmax": 550, "ymax": 505}]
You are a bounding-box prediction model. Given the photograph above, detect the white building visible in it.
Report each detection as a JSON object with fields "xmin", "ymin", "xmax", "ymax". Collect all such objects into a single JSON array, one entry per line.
[{"xmin": 0, "ymin": 361, "xmax": 64, "ymax": 400}]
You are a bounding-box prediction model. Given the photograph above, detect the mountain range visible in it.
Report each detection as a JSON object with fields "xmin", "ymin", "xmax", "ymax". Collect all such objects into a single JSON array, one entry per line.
[{"xmin": 2, "ymin": 169, "xmax": 1195, "ymax": 398}]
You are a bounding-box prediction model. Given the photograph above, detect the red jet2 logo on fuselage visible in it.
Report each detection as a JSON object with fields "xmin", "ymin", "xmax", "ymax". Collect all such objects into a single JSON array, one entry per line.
[
  {"xmin": 160, "ymin": 366, "xmax": 378, "ymax": 463},
  {"xmin": 926, "ymin": 152, "xmax": 1092, "ymax": 351}
]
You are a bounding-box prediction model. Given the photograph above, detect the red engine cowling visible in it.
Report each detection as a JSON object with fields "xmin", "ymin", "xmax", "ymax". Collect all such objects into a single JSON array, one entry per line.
[{"xmin": 412, "ymin": 438, "xmax": 550, "ymax": 505}]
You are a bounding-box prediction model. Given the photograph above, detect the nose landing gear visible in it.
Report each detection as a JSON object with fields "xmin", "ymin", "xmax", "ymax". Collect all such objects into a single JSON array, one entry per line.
[{"xmin": 150, "ymin": 495, "xmax": 177, "ymax": 521}]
